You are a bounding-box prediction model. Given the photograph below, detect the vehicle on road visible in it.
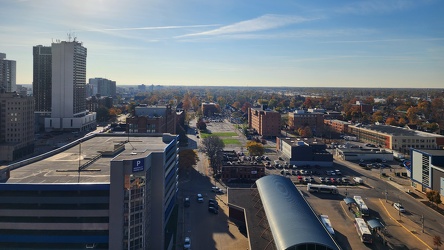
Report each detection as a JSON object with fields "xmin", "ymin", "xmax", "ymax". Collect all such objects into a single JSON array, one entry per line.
[
  {"xmin": 184, "ymin": 237, "xmax": 191, "ymax": 249},
  {"xmin": 354, "ymin": 196, "xmax": 370, "ymax": 217},
  {"xmin": 393, "ymin": 203, "xmax": 405, "ymax": 213},
  {"xmin": 307, "ymin": 183, "xmax": 338, "ymax": 194},
  {"xmin": 320, "ymin": 215, "xmax": 335, "ymax": 236},
  {"xmin": 184, "ymin": 197, "xmax": 190, "ymax": 207},
  {"xmin": 354, "ymin": 218, "xmax": 372, "ymax": 243},
  {"xmin": 197, "ymin": 193, "xmax": 203, "ymax": 203}
]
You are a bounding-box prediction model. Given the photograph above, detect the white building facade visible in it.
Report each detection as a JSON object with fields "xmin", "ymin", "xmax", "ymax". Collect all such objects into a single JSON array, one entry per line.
[{"xmin": 44, "ymin": 41, "xmax": 96, "ymax": 131}]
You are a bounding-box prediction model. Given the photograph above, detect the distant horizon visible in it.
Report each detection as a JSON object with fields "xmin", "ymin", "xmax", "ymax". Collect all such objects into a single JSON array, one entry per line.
[
  {"xmin": 2, "ymin": 0, "xmax": 444, "ymax": 88},
  {"xmin": 17, "ymin": 83, "xmax": 444, "ymax": 90}
]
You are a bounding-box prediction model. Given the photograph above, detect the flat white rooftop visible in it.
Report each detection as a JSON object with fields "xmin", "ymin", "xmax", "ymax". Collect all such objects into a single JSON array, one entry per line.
[{"xmin": 7, "ymin": 135, "xmax": 173, "ymax": 184}]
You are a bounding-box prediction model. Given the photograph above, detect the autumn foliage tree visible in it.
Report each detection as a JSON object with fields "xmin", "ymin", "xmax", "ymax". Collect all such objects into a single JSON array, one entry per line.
[
  {"xmin": 246, "ymin": 141, "xmax": 265, "ymax": 156},
  {"xmin": 298, "ymin": 126, "xmax": 313, "ymax": 137},
  {"xmin": 426, "ymin": 190, "xmax": 442, "ymax": 208},
  {"xmin": 201, "ymin": 135, "xmax": 225, "ymax": 175},
  {"xmin": 178, "ymin": 149, "xmax": 199, "ymax": 170}
]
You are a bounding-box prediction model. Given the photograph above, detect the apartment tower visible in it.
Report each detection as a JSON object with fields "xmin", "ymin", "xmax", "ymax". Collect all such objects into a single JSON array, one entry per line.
[
  {"xmin": 44, "ymin": 40, "xmax": 96, "ymax": 131},
  {"xmin": 0, "ymin": 53, "xmax": 16, "ymax": 93}
]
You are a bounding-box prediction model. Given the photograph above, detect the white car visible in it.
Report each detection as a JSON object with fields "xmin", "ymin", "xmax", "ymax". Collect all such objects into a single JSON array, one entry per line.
[
  {"xmin": 184, "ymin": 237, "xmax": 191, "ymax": 249},
  {"xmin": 393, "ymin": 203, "xmax": 405, "ymax": 213}
]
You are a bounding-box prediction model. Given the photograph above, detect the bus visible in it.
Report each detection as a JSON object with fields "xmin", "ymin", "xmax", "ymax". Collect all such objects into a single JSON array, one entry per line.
[
  {"xmin": 354, "ymin": 218, "xmax": 372, "ymax": 243},
  {"xmin": 320, "ymin": 215, "xmax": 335, "ymax": 236},
  {"xmin": 307, "ymin": 183, "xmax": 338, "ymax": 194},
  {"xmin": 353, "ymin": 196, "xmax": 370, "ymax": 216}
]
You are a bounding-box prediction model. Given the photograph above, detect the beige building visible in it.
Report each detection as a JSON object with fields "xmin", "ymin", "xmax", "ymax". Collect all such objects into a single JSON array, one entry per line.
[
  {"xmin": 348, "ymin": 124, "xmax": 444, "ymax": 155},
  {"xmin": 248, "ymin": 106, "xmax": 280, "ymax": 137},
  {"xmin": 0, "ymin": 92, "xmax": 35, "ymax": 162}
]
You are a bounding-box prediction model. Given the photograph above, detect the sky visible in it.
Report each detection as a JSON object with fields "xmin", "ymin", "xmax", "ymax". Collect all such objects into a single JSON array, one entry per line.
[{"xmin": 1, "ymin": 0, "xmax": 444, "ymax": 88}]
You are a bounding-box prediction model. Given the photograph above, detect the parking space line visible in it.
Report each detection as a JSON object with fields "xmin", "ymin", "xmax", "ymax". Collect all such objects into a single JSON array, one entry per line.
[{"xmin": 378, "ymin": 198, "xmax": 432, "ymax": 250}]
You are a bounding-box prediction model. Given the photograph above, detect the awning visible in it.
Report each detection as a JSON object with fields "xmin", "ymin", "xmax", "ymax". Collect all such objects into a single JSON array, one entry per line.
[
  {"xmin": 367, "ymin": 219, "xmax": 384, "ymax": 229},
  {"xmin": 344, "ymin": 197, "xmax": 356, "ymax": 205}
]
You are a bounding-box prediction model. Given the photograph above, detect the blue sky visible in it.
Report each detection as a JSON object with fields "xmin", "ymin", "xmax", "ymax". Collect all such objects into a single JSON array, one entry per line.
[{"xmin": 1, "ymin": 0, "xmax": 443, "ymax": 88}]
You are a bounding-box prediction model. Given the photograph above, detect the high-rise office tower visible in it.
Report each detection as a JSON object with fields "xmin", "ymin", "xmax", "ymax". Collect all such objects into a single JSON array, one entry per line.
[
  {"xmin": 0, "ymin": 53, "xmax": 16, "ymax": 93},
  {"xmin": 33, "ymin": 45, "xmax": 52, "ymax": 112},
  {"xmin": 43, "ymin": 40, "xmax": 96, "ymax": 131}
]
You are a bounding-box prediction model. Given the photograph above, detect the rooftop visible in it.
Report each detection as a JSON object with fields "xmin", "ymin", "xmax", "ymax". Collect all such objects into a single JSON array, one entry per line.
[
  {"xmin": 6, "ymin": 134, "xmax": 172, "ymax": 184},
  {"xmin": 280, "ymin": 137, "xmax": 326, "ymax": 147},
  {"xmin": 353, "ymin": 124, "xmax": 444, "ymax": 137},
  {"xmin": 413, "ymin": 149, "xmax": 444, "ymax": 156}
]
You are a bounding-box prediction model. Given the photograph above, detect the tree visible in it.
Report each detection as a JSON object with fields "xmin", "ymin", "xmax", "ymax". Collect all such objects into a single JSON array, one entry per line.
[
  {"xmin": 178, "ymin": 149, "xmax": 199, "ymax": 170},
  {"xmin": 426, "ymin": 190, "xmax": 442, "ymax": 208},
  {"xmin": 433, "ymin": 235, "xmax": 442, "ymax": 250},
  {"xmin": 298, "ymin": 126, "xmax": 313, "ymax": 137},
  {"xmin": 246, "ymin": 141, "xmax": 265, "ymax": 156},
  {"xmin": 196, "ymin": 120, "xmax": 207, "ymax": 131},
  {"xmin": 385, "ymin": 117, "xmax": 398, "ymax": 126},
  {"xmin": 96, "ymin": 107, "xmax": 110, "ymax": 122},
  {"xmin": 201, "ymin": 135, "xmax": 225, "ymax": 175}
]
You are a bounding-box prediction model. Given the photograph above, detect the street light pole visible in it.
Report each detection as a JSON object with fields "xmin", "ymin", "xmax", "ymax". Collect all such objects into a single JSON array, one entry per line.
[{"xmin": 385, "ymin": 189, "xmax": 388, "ymax": 203}]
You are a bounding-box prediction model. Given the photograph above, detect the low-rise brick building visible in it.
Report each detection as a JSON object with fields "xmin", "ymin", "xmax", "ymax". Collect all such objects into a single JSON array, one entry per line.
[
  {"xmin": 220, "ymin": 151, "xmax": 266, "ymax": 182},
  {"xmin": 248, "ymin": 106, "xmax": 280, "ymax": 137}
]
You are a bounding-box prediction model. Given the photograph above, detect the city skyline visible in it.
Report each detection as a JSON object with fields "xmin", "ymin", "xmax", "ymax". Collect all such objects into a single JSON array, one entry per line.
[{"xmin": 1, "ymin": 0, "xmax": 444, "ymax": 88}]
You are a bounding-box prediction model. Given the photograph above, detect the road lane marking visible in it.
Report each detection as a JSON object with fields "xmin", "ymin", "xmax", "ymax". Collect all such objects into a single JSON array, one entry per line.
[{"xmin": 378, "ymin": 198, "xmax": 432, "ymax": 250}]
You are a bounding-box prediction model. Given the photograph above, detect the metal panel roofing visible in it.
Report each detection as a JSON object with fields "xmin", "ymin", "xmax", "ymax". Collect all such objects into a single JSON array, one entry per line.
[
  {"xmin": 344, "ymin": 197, "xmax": 356, "ymax": 205},
  {"xmin": 256, "ymin": 175, "xmax": 340, "ymax": 250},
  {"xmin": 367, "ymin": 219, "xmax": 384, "ymax": 230}
]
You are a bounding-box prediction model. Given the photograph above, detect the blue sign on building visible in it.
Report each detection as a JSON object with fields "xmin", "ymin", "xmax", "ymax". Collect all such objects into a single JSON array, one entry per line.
[{"xmin": 132, "ymin": 158, "xmax": 145, "ymax": 173}]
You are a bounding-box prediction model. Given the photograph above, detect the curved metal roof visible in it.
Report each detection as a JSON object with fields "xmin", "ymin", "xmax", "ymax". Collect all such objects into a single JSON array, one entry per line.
[{"xmin": 256, "ymin": 175, "xmax": 340, "ymax": 250}]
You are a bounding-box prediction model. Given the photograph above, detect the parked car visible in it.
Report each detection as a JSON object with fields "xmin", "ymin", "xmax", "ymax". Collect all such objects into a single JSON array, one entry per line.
[
  {"xmin": 342, "ymin": 178, "xmax": 350, "ymax": 185},
  {"xmin": 393, "ymin": 203, "xmax": 405, "ymax": 213},
  {"xmin": 208, "ymin": 199, "xmax": 218, "ymax": 206},
  {"xmin": 208, "ymin": 206, "xmax": 219, "ymax": 214},
  {"xmin": 319, "ymin": 177, "xmax": 326, "ymax": 183},
  {"xmin": 184, "ymin": 237, "xmax": 191, "ymax": 249}
]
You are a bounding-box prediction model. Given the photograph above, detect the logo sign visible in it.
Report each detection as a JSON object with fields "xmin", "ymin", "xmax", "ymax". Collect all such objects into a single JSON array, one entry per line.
[{"xmin": 132, "ymin": 158, "xmax": 145, "ymax": 173}]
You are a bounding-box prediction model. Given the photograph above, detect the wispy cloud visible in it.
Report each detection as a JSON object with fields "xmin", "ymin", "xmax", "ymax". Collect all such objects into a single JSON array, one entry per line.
[
  {"xmin": 82, "ymin": 24, "xmax": 221, "ymax": 32},
  {"xmin": 337, "ymin": 0, "xmax": 420, "ymax": 14},
  {"xmin": 176, "ymin": 14, "xmax": 320, "ymax": 38}
]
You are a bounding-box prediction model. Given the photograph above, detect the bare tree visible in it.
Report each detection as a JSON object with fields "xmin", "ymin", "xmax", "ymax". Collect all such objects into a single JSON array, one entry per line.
[{"xmin": 201, "ymin": 135, "xmax": 225, "ymax": 176}]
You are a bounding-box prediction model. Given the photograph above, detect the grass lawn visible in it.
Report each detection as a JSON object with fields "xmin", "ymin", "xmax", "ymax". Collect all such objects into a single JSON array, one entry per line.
[
  {"xmin": 200, "ymin": 131, "xmax": 238, "ymax": 138},
  {"xmin": 222, "ymin": 138, "xmax": 241, "ymax": 145}
]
